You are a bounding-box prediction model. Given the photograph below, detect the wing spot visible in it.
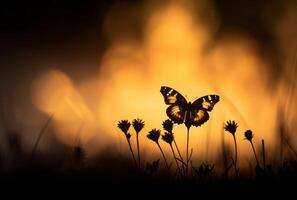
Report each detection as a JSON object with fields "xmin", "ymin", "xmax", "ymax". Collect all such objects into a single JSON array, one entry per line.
[
  {"xmin": 202, "ymin": 99, "xmax": 211, "ymax": 109},
  {"xmin": 171, "ymin": 106, "xmax": 181, "ymax": 117},
  {"xmin": 168, "ymin": 93, "xmax": 177, "ymax": 103},
  {"xmin": 194, "ymin": 110, "xmax": 205, "ymax": 121}
]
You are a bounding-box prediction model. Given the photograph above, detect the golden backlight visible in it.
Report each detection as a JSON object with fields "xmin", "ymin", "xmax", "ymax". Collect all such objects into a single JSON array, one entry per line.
[{"xmin": 31, "ymin": 1, "xmax": 296, "ymax": 167}]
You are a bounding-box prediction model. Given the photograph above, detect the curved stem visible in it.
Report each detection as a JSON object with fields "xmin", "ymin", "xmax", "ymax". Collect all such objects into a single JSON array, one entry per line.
[
  {"xmin": 173, "ymin": 138, "xmax": 185, "ymax": 173},
  {"xmin": 232, "ymin": 134, "xmax": 238, "ymax": 177},
  {"xmin": 136, "ymin": 133, "xmax": 140, "ymax": 168},
  {"xmin": 170, "ymin": 144, "xmax": 181, "ymax": 172},
  {"xmin": 173, "ymin": 139, "xmax": 183, "ymax": 161},
  {"xmin": 126, "ymin": 138, "xmax": 137, "ymax": 167},
  {"xmin": 250, "ymin": 141, "xmax": 259, "ymax": 166},
  {"xmin": 31, "ymin": 114, "xmax": 54, "ymax": 159},
  {"xmin": 157, "ymin": 143, "xmax": 170, "ymax": 172}
]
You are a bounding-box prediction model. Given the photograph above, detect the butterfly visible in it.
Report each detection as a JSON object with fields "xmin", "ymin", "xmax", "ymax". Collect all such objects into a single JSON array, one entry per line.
[{"xmin": 160, "ymin": 86, "xmax": 220, "ymax": 127}]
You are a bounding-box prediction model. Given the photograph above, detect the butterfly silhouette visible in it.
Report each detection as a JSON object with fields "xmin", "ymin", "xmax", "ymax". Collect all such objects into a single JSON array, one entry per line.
[{"xmin": 160, "ymin": 86, "xmax": 220, "ymax": 128}]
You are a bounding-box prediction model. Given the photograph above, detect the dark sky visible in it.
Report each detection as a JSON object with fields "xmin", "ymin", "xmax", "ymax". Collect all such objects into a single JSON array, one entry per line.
[{"xmin": 0, "ymin": 0, "xmax": 293, "ymax": 90}]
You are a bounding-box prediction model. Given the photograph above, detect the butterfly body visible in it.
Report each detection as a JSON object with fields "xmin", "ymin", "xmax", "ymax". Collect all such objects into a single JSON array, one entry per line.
[{"xmin": 161, "ymin": 86, "xmax": 219, "ymax": 127}]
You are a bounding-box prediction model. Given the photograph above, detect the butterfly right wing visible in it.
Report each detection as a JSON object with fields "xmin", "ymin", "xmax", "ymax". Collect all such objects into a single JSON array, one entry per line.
[
  {"xmin": 187, "ymin": 108, "xmax": 209, "ymax": 127},
  {"xmin": 187, "ymin": 95, "xmax": 219, "ymax": 127},
  {"xmin": 161, "ymin": 86, "xmax": 188, "ymax": 124}
]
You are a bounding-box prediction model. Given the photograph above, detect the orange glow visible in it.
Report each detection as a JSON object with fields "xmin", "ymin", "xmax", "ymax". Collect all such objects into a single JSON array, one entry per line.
[
  {"xmin": 31, "ymin": 70, "xmax": 96, "ymax": 146},
  {"xmin": 30, "ymin": 1, "xmax": 296, "ymax": 167}
]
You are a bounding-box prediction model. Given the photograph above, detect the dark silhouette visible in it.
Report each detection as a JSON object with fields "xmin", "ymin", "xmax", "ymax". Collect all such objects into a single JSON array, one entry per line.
[
  {"xmin": 160, "ymin": 86, "xmax": 220, "ymax": 175},
  {"xmin": 132, "ymin": 119, "xmax": 145, "ymax": 168},
  {"xmin": 117, "ymin": 120, "xmax": 137, "ymax": 166},
  {"xmin": 0, "ymin": 86, "xmax": 296, "ymax": 195},
  {"xmin": 224, "ymin": 120, "xmax": 239, "ymax": 177}
]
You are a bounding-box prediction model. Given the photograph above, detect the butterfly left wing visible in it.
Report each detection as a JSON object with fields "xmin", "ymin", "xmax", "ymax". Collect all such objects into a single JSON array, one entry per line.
[
  {"xmin": 166, "ymin": 104, "xmax": 186, "ymax": 124},
  {"xmin": 160, "ymin": 86, "xmax": 188, "ymax": 105},
  {"xmin": 187, "ymin": 95, "xmax": 220, "ymax": 127},
  {"xmin": 161, "ymin": 86, "xmax": 188, "ymax": 124}
]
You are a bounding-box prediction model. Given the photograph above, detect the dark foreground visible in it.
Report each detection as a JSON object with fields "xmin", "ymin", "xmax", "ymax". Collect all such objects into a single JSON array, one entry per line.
[{"xmin": 1, "ymin": 155, "xmax": 296, "ymax": 198}]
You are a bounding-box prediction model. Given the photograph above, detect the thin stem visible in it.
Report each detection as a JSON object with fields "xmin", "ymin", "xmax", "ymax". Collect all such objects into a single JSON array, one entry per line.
[
  {"xmin": 250, "ymin": 141, "xmax": 259, "ymax": 166},
  {"xmin": 232, "ymin": 134, "xmax": 238, "ymax": 177},
  {"xmin": 31, "ymin": 114, "xmax": 54, "ymax": 158},
  {"xmin": 157, "ymin": 143, "xmax": 170, "ymax": 172},
  {"xmin": 126, "ymin": 137, "xmax": 137, "ymax": 167},
  {"xmin": 186, "ymin": 127, "xmax": 190, "ymax": 175},
  {"xmin": 173, "ymin": 139, "xmax": 184, "ymax": 161},
  {"xmin": 173, "ymin": 138, "xmax": 185, "ymax": 174},
  {"xmin": 170, "ymin": 144, "xmax": 181, "ymax": 172},
  {"xmin": 283, "ymin": 136, "xmax": 297, "ymax": 159},
  {"xmin": 262, "ymin": 139, "xmax": 266, "ymax": 170},
  {"xmin": 136, "ymin": 133, "xmax": 140, "ymax": 168}
]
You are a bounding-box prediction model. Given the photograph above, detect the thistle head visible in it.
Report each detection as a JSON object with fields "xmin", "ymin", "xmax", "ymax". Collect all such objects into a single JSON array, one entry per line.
[
  {"xmin": 162, "ymin": 132, "xmax": 174, "ymax": 145},
  {"xmin": 147, "ymin": 129, "xmax": 161, "ymax": 143},
  {"xmin": 224, "ymin": 120, "xmax": 238, "ymax": 136},
  {"xmin": 244, "ymin": 130, "xmax": 253, "ymax": 142},
  {"xmin": 162, "ymin": 119, "xmax": 174, "ymax": 133},
  {"xmin": 132, "ymin": 118, "xmax": 145, "ymax": 134},
  {"xmin": 118, "ymin": 120, "xmax": 131, "ymax": 139}
]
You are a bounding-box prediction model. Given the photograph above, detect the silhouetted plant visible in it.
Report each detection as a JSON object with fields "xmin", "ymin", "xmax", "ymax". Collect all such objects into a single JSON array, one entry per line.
[
  {"xmin": 244, "ymin": 130, "xmax": 260, "ymax": 166},
  {"xmin": 132, "ymin": 118, "xmax": 145, "ymax": 168},
  {"xmin": 162, "ymin": 131, "xmax": 181, "ymax": 173},
  {"xmin": 74, "ymin": 142, "xmax": 86, "ymax": 167},
  {"xmin": 162, "ymin": 119, "xmax": 173, "ymax": 133},
  {"xmin": 146, "ymin": 159, "xmax": 160, "ymax": 175},
  {"xmin": 162, "ymin": 119, "xmax": 184, "ymax": 171},
  {"xmin": 118, "ymin": 120, "xmax": 137, "ymax": 166},
  {"xmin": 147, "ymin": 129, "xmax": 170, "ymax": 171},
  {"xmin": 31, "ymin": 114, "xmax": 54, "ymax": 159},
  {"xmin": 162, "ymin": 132, "xmax": 174, "ymax": 145},
  {"xmin": 224, "ymin": 120, "xmax": 239, "ymax": 177},
  {"xmin": 193, "ymin": 163, "xmax": 214, "ymax": 177},
  {"xmin": 278, "ymin": 161, "xmax": 297, "ymax": 180}
]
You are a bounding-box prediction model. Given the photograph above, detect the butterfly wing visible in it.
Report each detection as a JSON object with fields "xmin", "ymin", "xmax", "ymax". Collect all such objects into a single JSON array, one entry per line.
[
  {"xmin": 187, "ymin": 108, "xmax": 210, "ymax": 127},
  {"xmin": 187, "ymin": 95, "xmax": 220, "ymax": 127},
  {"xmin": 161, "ymin": 86, "xmax": 188, "ymax": 124},
  {"xmin": 166, "ymin": 105, "xmax": 186, "ymax": 124},
  {"xmin": 160, "ymin": 86, "xmax": 188, "ymax": 105},
  {"xmin": 191, "ymin": 95, "xmax": 220, "ymax": 111}
]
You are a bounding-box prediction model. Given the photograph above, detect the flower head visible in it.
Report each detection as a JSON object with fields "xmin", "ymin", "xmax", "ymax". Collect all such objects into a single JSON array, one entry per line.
[
  {"xmin": 162, "ymin": 119, "xmax": 174, "ymax": 133},
  {"xmin": 132, "ymin": 118, "xmax": 145, "ymax": 134},
  {"xmin": 162, "ymin": 132, "xmax": 174, "ymax": 145},
  {"xmin": 147, "ymin": 129, "xmax": 161, "ymax": 143},
  {"xmin": 244, "ymin": 130, "xmax": 253, "ymax": 141},
  {"xmin": 118, "ymin": 120, "xmax": 131, "ymax": 138},
  {"xmin": 118, "ymin": 120, "xmax": 130, "ymax": 133},
  {"xmin": 224, "ymin": 120, "xmax": 238, "ymax": 135}
]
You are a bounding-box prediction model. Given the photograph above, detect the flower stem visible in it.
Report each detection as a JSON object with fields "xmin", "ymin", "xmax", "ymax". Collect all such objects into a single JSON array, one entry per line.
[
  {"xmin": 31, "ymin": 114, "xmax": 54, "ymax": 159},
  {"xmin": 170, "ymin": 144, "xmax": 181, "ymax": 172},
  {"xmin": 173, "ymin": 138, "xmax": 185, "ymax": 174},
  {"xmin": 186, "ymin": 127, "xmax": 190, "ymax": 175},
  {"xmin": 232, "ymin": 134, "xmax": 238, "ymax": 177},
  {"xmin": 157, "ymin": 143, "xmax": 170, "ymax": 172},
  {"xmin": 126, "ymin": 137, "xmax": 137, "ymax": 167},
  {"xmin": 136, "ymin": 133, "xmax": 141, "ymax": 168},
  {"xmin": 250, "ymin": 141, "xmax": 259, "ymax": 166},
  {"xmin": 173, "ymin": 139, "xmax": 184, "ymax": 161},
  {"xmin": 262, "ymin": 139, "xmax": 266, "ymax": 170}
]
